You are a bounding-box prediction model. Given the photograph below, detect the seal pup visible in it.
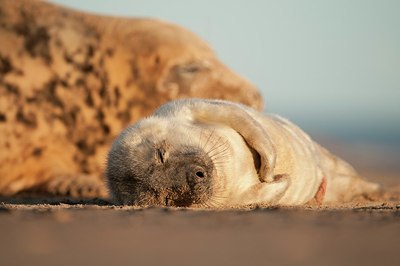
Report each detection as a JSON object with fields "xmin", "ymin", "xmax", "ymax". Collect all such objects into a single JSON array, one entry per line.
[
  {"xmin": 106, "ymin": 99, "xmax": 380, "ymax": 207},
  {"xmin": 0, "ymin": 0, "xmax": 261, "ymax": 197}
]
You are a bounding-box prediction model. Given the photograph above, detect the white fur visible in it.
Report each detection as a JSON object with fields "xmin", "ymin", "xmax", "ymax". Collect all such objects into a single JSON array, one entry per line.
[{"xmin": 112, "ymin": 99, "xmax": 380, "ymax": 206}]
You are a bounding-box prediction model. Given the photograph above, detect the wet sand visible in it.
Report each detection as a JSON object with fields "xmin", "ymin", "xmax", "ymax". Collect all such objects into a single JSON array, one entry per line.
[{"xmin": 0, "ymin": 140, "xmax": 399, "ymax": 266}]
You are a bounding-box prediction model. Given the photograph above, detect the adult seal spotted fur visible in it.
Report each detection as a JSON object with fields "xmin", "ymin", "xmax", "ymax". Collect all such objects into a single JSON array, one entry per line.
[
  {"xmin": 106, "ymin": 99, "xmax": 380, "ymax": 207},
  {"xmin": 0, "ymin": 0, "xmax": 262, "ymax": 197}
]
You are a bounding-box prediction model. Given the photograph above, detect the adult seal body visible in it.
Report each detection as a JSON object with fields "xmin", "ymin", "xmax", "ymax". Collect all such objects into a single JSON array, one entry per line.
[
  {"xmin": 0, "ymin": 0, "xmax": 261, "ymax": 196},
  {"xmin": 107, "ymin": 99, "xmax": 380, "ymax": 207}
]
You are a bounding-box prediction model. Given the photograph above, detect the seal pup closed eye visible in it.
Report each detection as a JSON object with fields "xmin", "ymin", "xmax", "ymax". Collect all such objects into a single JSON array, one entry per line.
[
  {"xmin": 0, "ymin": 0, "xmax": 261, "ymax": 197},
  {"xmin": 106, "ymin": 99, "xmax": 381, "ymax": 207}
]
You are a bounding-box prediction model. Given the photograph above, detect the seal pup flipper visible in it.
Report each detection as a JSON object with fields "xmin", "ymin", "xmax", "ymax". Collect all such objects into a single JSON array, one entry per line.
[
  {"xmin": 317, "ymin": 145, "xmax": 382, "ymax": 202},
  {"xmin": 238, "ymin": 175, "xmax": 290, "ymax": 205},
  {"xmin": 177, "ymin": 99, "xmax": 276, "ymax": 182}
]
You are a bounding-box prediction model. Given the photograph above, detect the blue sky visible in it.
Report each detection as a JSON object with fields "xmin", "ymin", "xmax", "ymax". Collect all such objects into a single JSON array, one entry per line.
[{"xmin": 51, "ymin": 0, "xmax": 400, "ymax": 143}]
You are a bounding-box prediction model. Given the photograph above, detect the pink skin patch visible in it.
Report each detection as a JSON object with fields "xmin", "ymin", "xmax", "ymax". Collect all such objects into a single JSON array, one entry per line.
[{"xmin": 314, "ymin": 176, "xmax": 327, "ymax": 204}]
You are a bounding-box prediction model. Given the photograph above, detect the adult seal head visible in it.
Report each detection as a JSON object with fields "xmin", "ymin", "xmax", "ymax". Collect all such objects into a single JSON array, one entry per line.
[
  {"xmin": 106, "ymin": 99, "xmax": 380, "ymax": 207},
  {"xmin": 0, "ymin": 0, "xmax": 262, "ymax": 197}
]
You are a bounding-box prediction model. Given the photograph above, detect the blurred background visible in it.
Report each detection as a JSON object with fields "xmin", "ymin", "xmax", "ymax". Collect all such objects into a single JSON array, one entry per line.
[{"xmin": 50, "ymin": 0, "xmax": 400, "ymax": 176}]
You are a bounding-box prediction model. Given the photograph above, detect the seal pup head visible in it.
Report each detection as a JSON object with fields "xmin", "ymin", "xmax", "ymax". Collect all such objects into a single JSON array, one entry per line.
[{"xmin": 106, "ymin": 119, "xmax": 221, "ymax": 207}]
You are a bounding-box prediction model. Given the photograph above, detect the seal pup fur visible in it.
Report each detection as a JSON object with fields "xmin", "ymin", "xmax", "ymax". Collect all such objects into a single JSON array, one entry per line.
[
  {"xmin": 0, "ymin": 0, "xmax": 262, "ymax": 197},
  {"xmin": 106, "ymin": 99, "xmax": 380, "ymax": 207}
]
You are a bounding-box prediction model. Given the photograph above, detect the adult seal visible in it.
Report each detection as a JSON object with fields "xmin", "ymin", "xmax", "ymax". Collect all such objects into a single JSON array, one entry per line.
[
  {"xmin": 107, "ymin": 99, "xmax": 380, "ymax": 207},
  {"xmin": 0, "ymin": 0, "xmax": 261, "ymax": 196}
]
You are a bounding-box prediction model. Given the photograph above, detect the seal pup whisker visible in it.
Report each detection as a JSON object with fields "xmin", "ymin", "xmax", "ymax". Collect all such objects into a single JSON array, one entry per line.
[{"xmin": 204, "ymin": 135, "xmax": 229, "ymax": 156}]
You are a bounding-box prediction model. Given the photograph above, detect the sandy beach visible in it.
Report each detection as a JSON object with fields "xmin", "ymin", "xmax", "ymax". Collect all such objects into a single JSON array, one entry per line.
[
  {"xmin": 1, "ymin": 140, "xmax": 399, "ymax": 266},
  {"xmin": 1, "ymin": 205, "xmax": 399, "ymax": 266}
]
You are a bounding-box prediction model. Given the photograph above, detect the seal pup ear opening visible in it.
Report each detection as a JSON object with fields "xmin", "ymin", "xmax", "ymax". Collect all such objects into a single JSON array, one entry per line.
[{"xmin": 182, "ymin": 99, "xmax": 277, "ymax": 183}]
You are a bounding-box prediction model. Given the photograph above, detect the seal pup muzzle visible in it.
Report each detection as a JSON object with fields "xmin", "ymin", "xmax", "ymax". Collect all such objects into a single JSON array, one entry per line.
[{"xmin": 106, "ymin": 99, "xmax": 381, "ymax": 207}]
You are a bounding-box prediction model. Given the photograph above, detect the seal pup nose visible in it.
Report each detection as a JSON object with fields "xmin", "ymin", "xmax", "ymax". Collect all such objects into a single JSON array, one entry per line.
[
  {"xmin": 156, "ymin": 147, "xmax": 167, "ymax": 164},
  {"xmin": 195, "ymin": 171, "xmax": 205, "ymax": 178}
]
